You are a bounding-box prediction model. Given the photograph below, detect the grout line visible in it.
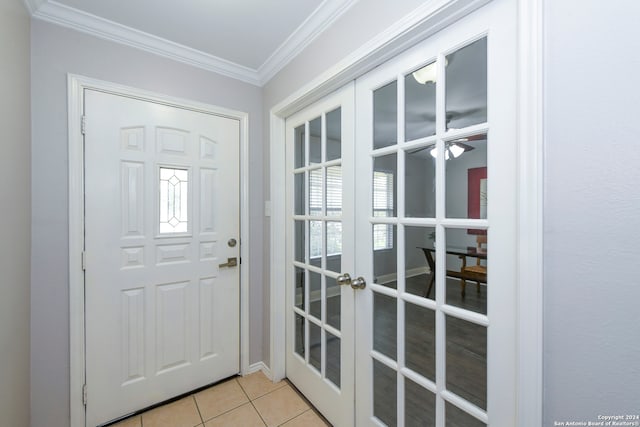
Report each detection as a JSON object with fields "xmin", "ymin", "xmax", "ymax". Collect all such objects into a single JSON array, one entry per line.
[
  {"xmin": 192, "ymin": 394, "xmax": 205, "ymax": 425},
  {"xmin": 249, "ymin": 399, "xmax": 268, "ymax": 427}
]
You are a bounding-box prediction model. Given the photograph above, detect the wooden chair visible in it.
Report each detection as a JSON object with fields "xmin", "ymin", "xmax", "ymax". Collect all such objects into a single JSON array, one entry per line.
[
  {"xmin": 460, "ymin": 235, "xmax": 487, "ymax": 296},
  {"xmin": 420, "ymin": 248, "xmax": 479, "ymax": 298}
]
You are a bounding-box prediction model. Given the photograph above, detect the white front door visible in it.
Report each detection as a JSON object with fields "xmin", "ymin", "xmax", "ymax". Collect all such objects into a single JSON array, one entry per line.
[
  {"xmin": 84, "ymin": 89, "xmax": 240, "ymax": 426},
  {"xmin": 285, "ymin": 0, "xmax": 516, "ymax": 425}
]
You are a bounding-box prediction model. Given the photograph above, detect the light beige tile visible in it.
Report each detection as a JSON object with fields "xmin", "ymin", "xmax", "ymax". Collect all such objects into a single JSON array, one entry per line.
[
  {"xmin": 252, "ymin": 385, "xmax": 310, "ymax": 427},
  {"xmin": 195, "ymin": 378, "xmax": 249, "ymax": 421},
  {"xmin": 110, "ymin": 415, "xmax": 141, "ymax": 427},
  {"xmin": 237, "ymin": 371, "xmax": 287, "ymax": 400},
  {"xmin": 204, "ymin": 402, "xmax": 266, "ymax": 427},
  {"xmin": 141, "ymin": 396, "xmax": 202, "ymax": 427},
  {"xmin": 280, "ymin": 409, "xmax": 331, "ymax": 427}
]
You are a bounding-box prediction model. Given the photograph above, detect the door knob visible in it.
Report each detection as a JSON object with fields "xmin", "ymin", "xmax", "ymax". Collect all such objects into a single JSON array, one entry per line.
[
  {"xmin": 337, "ymin": 273, "xmax": 352, "ymax": 286},
  {"xmin": 219, "ymin": 257, "xmax": 238, "ymax": 268},
  {"xmin": 351, "ymin": 276, "xmax": 366, "ymax": 290}
]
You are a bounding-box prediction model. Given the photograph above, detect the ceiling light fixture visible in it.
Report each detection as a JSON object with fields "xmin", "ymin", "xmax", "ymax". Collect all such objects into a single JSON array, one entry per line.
[
  {"xmin": 413, "ymin": 63, "xmax": 437, "ymax": 84},
  {"xmin": 412, "ymin": 59, "xmax": 447, "ymax": 85},
  {"xmin": 429, "ymin": 142, "xmax": 467, "ymax": 160}
]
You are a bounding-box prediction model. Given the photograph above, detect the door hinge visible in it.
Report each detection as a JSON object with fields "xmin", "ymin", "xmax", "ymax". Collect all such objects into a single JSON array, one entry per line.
[
  {"xmin": 81, "ymin": 115, "xmax": 87, "ymax": 135},
  {"xmin": 82, "ymin": 383, "xmax": 87, "ymax": 406},
  {"xmin": 81, "ymin": 251, "xmax": 86, "ymax": 271}
]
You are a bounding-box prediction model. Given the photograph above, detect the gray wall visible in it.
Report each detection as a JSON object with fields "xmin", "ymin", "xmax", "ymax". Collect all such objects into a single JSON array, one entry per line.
[
  {"xmin": 0, "ymin": 1, "xmax": 31, "ymax": 426},
  {"xmin": 31, "ymin": 21, "xmax": 264, "ymax": 427},
  {"xmin": 543, "ymin": 0, "xmax": 640, "ymax": 422}
]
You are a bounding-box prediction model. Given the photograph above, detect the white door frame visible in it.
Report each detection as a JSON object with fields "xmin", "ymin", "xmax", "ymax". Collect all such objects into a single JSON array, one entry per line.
[
  {"xmin": 269, "ymin": 0, "xmax": 543, "ymax": 425},
  {"xmin": 68, "ymin": 74, "xmax": 251, "ymax": 427}
]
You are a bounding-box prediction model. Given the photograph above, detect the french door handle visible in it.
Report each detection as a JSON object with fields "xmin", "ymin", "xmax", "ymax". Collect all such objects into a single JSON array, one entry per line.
[
  {"xmin": 337, "ymin": 273, "xmax": 366, "ymax": 290},
  {"xmin": 350, "ymin": 276, "xmax": 366, "ymax": 290},
  {"xmin": 337, "ymin": 273, "xmax": 352, "ymax": 286}
]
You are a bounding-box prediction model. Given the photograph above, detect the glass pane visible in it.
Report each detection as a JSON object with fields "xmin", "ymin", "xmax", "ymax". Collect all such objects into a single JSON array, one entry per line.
[
  {"xmin": 309, "ymin": 220, "xmax": 322, "ymax": 268},
  {"xmin": 309, "ymin": 321, "xmax": 322, "ymax": 373},
  {"xmin": 326, "ymin": 331, "xmax": 341, "ymax": 388},
  {"xmin": 373, "ymin": 81, "xmax": 398, "ymax": 149},
  {"xmin": 326, "ymin": 108, "xmax": 342, "ymax": 161},
  {"xmin": 373, "ymin": 224, "xmax": 397, "ymax": 289},
  {"xmin": 294, "ymin": 220, "xmax": 305, "ymax": 263},
  {"xmin": 404, "ymin": 226, "xmax": 436, "ymax": 300},
  {"xmin": 406, "ymin": 378, "xmax": 436, "ymax": 427},
  {"xmin": 294, "ymin": 313, "xmax": 305, "ymax": 358},
  {"xmin": 405, "ymin": 61, "xmax": 437, "ymax": 141},
  {"xmin": 309, "ymin": 271, "xmax": 321, "ymax": 320},
  {"xmin": 309, "ymin": 168, "xmax": 323, "ymax": 217},
  {"xmin": 405, "ymin": 147, "xmax": 436, "ymax": 218},
  {"xmin": 294, "ymin": 172, "xmax": 305, "ymax": 216},
  {"xmin": 445, "ymin": 37, "xmax": 487, "ymax": 130},
  {"xmin": 373, "ymin": 292, "xmax": 396, "ymax": 360},
  {"xmin": 373, "ymin": 153, "xmax": 397, "ymax": 218},
  {"xmin": 445, "ymin": 401, "xmax": 485, "ymax": 427},
  {"xmin": 326, "ymin": 221, "xmax": 342, "ymax": 273},
  {"xmin": 405, "ymin": 302, "xmax": 436, "ymax": 381},
  {"xmin": 159, "ymin": 167, "xmax": 188, "ymax": 234},
  {"xmin": 294, "ymin": 124, "xmax": 305, "ymax": 169},
  {"xmin": 294, "ymin": 267, "xmax": 305, "ymax": 310},
  {"xmin": 326, "ymin": 275, "xmax": 341, "ymax": 330},
  {"xmin": 445, "ymin": 228, "xmax": 487, "ymax": 314},
  {"xmin": 373, "ymin": 360, "xmax": 397, "ymax": 426},
  {"xmin": 326, "ymin": 166, "xmax": 342, "ymax": 217},
  {"xmin": 446, "ymin": 315, "xmax": 487, "ymax": 410},
  {"xmin": 309, "ymin": 117, "xmax": 322, "ymax": 164},
  {"xmin": 445, "ymin": 133, "xmax": 487, "ymax": 219}
]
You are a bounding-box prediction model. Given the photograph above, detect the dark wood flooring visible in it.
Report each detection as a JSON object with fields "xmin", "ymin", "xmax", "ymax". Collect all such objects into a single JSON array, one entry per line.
[{"xmin": 299, "ymin": 274, "xmax": 487, "ymax": 426}]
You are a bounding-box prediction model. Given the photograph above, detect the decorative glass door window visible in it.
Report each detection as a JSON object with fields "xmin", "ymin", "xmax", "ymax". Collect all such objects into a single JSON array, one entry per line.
[{"xmin": 159, "ymin": 167, "xmax": 189, "ymax": 234}]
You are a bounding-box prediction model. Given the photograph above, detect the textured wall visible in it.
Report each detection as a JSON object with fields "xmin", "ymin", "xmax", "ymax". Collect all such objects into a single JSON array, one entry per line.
[
  {"xmin": 0, "ymin": 0, "xmax": 31, "ymax": 426},
  {"xmin": 543, "ymin": 0, "xmax": 640, "ymax": 422}
]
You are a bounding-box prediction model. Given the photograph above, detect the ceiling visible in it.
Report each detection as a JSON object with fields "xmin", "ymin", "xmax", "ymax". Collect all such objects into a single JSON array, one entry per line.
[{"xmin": 24, "ymin": 0, "xmax": 358, "ymax": 86}]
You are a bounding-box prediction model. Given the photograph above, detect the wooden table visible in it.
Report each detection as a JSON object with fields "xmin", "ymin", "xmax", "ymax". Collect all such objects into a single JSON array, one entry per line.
[{"xmin": 419, "ymin": 246, "xmax": 487, "ymax": 298}]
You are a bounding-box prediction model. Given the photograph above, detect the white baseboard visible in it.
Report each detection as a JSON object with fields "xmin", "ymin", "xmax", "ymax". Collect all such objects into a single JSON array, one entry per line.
[
  {"xmin": 376, "ymin": 266, "xmax": 430, "ymax": 285},
  {"xmin": 246, "ymin": 361, "xmax": 273, "ymax": 381}
]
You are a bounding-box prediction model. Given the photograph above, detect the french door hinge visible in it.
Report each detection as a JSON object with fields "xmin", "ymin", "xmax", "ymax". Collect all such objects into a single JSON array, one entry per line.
[
  {"xmin": 82, "ymin": 383, "xmax": 87, "ymax": 406},
  {"xmin": 81, "ymin": 115, "xmax": 87, "ymax": 135},
  {"xmin": 81, "ymin": 251, "xmax": 86, "ymax": 271}
]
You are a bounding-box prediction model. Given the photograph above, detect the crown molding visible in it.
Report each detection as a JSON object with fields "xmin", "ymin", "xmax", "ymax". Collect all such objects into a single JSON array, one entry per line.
[
  {"xmin": 23, "ymin": 0, "xmax": 44, "ymax": 14},
  {"xmin": 257, "ymin": 0, "xmax": 359, "ymax": 85},
  {"xmin": 31, "ymin": 1, "xmax": 262, "ymax": 85},
  {"xmin": 28, "ymin": 0, "xmax": 358, "ymax": 87}
]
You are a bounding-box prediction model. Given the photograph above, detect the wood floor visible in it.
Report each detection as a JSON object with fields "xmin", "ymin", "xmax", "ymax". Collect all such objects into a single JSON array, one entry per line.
[{"xmin": 300, "ymin": 274, "xmax": 488, "ymax": 426}]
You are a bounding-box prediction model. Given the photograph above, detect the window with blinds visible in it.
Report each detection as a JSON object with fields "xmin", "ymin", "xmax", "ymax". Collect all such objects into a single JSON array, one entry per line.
[
  {"xmin": 309, "ymin": 166, "xmax": 343, "ymax": 258},
  {"xmin": 373, "ymin": 171, "xmax": 394, "ymax": 250}
]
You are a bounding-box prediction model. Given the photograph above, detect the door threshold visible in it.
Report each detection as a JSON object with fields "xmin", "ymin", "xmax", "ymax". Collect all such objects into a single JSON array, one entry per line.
[{"xmin": 98, "ymin": 374, "xmax": 239, "ymax": 427}]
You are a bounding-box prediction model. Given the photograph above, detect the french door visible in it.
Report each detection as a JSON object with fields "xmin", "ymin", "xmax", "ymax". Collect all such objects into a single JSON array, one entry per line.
[
  {"xmin": 285, "ymin": 85, "xmax": 356, "ymax": 427},
  {"xmin": 285, "ymin": 1, "xmax": 516, "ymax": 425}
]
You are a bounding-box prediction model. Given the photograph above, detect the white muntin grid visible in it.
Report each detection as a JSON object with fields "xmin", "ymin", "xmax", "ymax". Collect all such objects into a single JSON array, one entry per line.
[
  {"xmin": 290, "ymin": 106, "xmax": 345, "ymax": 392},
  {"xmin": 367, "ymin": 38, "xmax": 490, "ymax": 426}
]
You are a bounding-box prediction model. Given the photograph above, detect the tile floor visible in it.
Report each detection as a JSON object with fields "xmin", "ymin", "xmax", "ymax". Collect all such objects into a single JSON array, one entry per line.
[{"xmin": 110, "ymin": 371, "xmax": 331, "ymax": 427}]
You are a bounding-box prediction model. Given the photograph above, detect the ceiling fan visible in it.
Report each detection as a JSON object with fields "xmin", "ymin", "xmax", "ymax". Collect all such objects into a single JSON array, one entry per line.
[{"xmin": 406, "ymin": 133, "xmax": 486, "ymax": 159}]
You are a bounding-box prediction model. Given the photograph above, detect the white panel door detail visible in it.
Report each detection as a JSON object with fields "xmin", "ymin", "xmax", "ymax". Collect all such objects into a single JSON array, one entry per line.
[{"xmin": 85, "ymin": 90, "xmax": 240, "ymax": 426}]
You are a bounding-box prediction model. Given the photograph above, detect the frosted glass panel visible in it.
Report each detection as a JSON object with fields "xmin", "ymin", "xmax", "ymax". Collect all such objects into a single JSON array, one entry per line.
[{"xmin": 159, "ymin": 167, "xmax": 188, "ymax": 233}]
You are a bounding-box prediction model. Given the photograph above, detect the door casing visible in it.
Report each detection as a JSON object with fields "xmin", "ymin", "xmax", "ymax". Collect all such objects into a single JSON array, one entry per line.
[
  {"xmin": 68, "ymin": 74, "xmax": 251, "ymax": 427},
  {"xmin": 269, "ymin": 0, "xmax": 544, "ymax": 425}
]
